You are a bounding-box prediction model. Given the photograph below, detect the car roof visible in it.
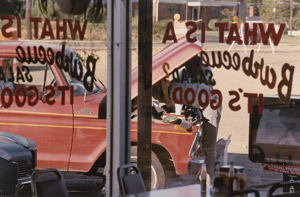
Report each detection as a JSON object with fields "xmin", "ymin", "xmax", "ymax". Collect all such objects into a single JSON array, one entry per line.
[
  {"xmin": 0, "ymin": 41, "xmax": 71, "ymax": 57},
  {"xmin": 131, "ymin": 38, "xmax": 202, "ymax": 99}
]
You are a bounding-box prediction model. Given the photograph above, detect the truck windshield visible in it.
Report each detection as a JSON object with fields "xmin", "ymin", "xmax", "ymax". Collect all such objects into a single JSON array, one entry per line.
[{"xmin": 62, "ymin": 54, "xmax": 106, "ymax": 96}]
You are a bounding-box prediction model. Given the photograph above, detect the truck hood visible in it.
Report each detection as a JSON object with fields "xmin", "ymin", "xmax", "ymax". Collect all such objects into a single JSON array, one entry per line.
[{"xmin": 131, "ymin": 38, "xmax": 202, "ymax": 99}]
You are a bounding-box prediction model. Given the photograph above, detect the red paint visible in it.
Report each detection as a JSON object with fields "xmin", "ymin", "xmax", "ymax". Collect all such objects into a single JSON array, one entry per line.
[
  {"xmin": 15, "ymin": 87, "xmax": 26, "ymax": 107},
  {"xmin": 1, "ymin": 87, "xmax": 13, "ymax": 108},
  {"xmin": 258, "ymin": 23, "xmax": 286, "ymax": 45},
  {"xmin": 16, "ymin": 16, "xmax": 22, "ymax": 38},
  {"xmin": 132, "ymin": 38, "xmax": 203, "ymax": 99},
  {"xmin": 1, "ymin": 15, "xmax": 13, "ymax": 38},
  {"xmin": 27, "ymin": 86, "xmax": 39, "ymax": 106},
  {"xmin": 215, "ymin": 22, "xmax": 228, "ymax": 43},
  {"xmin": 263, "ymin": 163, "xmax": 300, "ymax": 176},
  {"xmin": 244, "ymin": 23, "xmax": 257, "ymax": 45},
  {"xmin": 210, "ymin": 89, "xmax": 222, "ymax": 110},
  {"xmin": 172, "ymin": 86, "xmax": 183, "ymax": 104},
  {"xmin": 215, "ymin": 22, "xmax": 285, "ymax": 45},
  {"xmin": 41, "ymin": 18, "xmax": 55, "ymax": 39},
  {"xmin": 185, "ymin": 21, "xmax": 197, "ymax": 43},
  {"xmin": 226, "ymin": 23, "xmax": 242, "ymax": 44},
  {"xmin": 228, "ymin": 90, "xmax": 241, "ymax": 112},
  {"xmin": 68, "ymin": 19, "xmax": 88, "ymax": 40},
  {"xmin": 198, "ymin": 50, "xmax": 294, "ymax": 104},
  {"xmin": 162, "ymin": 22, "xmax": 177, "ymax": 43},
  {"xmin": 258, "ymin": 94, "xmax": 264, "ymax": 115},
  {"xmin": 30, "ymin": 17, "xmax": 42, "ymax": 39},
  {"xmin": 278, "ymin": 63, "xmax": 294, "ymax": 103},
  {"xmin": 198, "ymin": 89, "xmax": 209, "ymax": 109},
  {"xmin": 56, "ymin": 19, "xmax": 67, "ymax": 39},
  {"xmin": 201, "ymin": 22, "xmax": 206, "ymax": 43},
  {"xmin": 0, "ymin": 40, "xmax": 199, "ymax": 176},
  {"xmin": 184, "ymin": 87, "xmax": 196, "ymax": 105},
  {"xmin": 0, "ymin": 16, "xmax": 88, "ymax": 40},
  {"xmin": 244, "ymin": 93, "xmax": 258, "ymax": 114},
  {"xmin": 58, "ymin": 86, "xmax": 68, "ymax": 105}
]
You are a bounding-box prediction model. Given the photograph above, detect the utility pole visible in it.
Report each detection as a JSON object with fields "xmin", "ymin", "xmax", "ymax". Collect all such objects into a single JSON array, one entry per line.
[
  {"xmin": 106, "ymin": 0, "xmax": 132, "ymax": 196},
  {"xmin": 26, "ymin": 0, "xmax": 32, "ymax": 39},
  {"xmin": 273, "ymin": 7, "xmax": 276, "ymax": 23},
  {"xmin": 290, "ymin": 0, "xmax": 293, "ymax": 35}
]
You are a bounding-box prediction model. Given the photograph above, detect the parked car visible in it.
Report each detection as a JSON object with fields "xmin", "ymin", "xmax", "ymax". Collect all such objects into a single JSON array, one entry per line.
[
  {"xmin": 0, "ymin": 132, "xmax": 36, "ymax": 196},
  {"xmin": 0, "ymin": 39, "xmax": 202, "ymax": 189}
]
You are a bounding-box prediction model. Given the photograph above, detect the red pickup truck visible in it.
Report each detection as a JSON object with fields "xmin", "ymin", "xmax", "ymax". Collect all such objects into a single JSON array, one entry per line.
[{"xmin": 0, "ymin": 39, "xmax": 202, "ymax": 189}]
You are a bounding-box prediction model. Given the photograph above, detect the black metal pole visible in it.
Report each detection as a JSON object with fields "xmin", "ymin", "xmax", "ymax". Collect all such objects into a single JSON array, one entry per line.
[
  {"xmin": 138, "ymin": 0, "xmax": 153, "ymax": 191},
  {"xmin": 106, "ymin": 0, "xmax": 132, "ymax": 196}
]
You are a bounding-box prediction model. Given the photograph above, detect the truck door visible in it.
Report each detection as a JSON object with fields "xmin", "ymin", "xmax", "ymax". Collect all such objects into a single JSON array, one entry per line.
[{"xmin": 0, "ymin": 58, "xmax": 73, "ymax": 171}]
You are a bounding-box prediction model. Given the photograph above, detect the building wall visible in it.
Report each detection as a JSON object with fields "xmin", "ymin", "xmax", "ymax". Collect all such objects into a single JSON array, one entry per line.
[
  {"xmin": 157, "ymin": 3, "xmax": 186, "ymax": 21},
  {"xmin": 135, "ymin": 1, "xmax": 240, "ymax": 23},
  {"xmin": 201, "ymin": 7, "xmax": 212, "ymax": 25}
]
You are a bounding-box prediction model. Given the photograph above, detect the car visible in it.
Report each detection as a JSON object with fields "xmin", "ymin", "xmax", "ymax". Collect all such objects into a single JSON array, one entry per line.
[
  {"xmin": 0, "ymin": 132, "xmax": 36, "ymax": 195},
  {"xmin": 0, "ymin": 39, "xmax": 202, "ymax": 189}
]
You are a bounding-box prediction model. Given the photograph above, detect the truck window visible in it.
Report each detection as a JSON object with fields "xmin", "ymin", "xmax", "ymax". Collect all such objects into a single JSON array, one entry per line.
[
  {"xmin": 0, "ymin": 57, "xmax": 59, "ymax": 97},
  {"xmin": 61, "ymin": 54, "xmax": 104, "ymax": 96}
]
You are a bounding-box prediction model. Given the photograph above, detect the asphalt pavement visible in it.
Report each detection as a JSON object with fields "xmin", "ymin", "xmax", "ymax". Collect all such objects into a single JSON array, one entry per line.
[{"xmin": 18, "ymin": 153, "xmax": 281, "ymax": 196}]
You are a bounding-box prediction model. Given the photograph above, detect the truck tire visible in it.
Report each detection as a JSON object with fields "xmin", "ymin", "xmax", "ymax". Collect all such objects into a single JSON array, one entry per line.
[{"xmin": 131, "ymin": 146, "xmax": 165, "ymax": 190}]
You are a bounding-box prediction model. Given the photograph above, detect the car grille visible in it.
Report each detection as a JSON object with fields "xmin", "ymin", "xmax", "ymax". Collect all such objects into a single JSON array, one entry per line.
[{"xmin": 17, "ymin": 160, "xmax": 32, "ymax": 178}]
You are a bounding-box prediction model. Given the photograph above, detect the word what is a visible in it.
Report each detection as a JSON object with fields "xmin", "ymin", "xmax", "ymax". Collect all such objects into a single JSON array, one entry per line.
[{"xmin": 163, "ymin": 21, "xmax": 285, "ymax": 46}]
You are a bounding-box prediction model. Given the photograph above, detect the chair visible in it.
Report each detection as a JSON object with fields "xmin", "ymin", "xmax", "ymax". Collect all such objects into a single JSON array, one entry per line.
[
  {"xmin": 267, "ymin": 181, "xmax": 300, "ymax": 197},
  {"xmin": 118, "ymin": 163, "xmax": 146, "ymax": 195},
  {"xmin": 31, "ymin": 168, "xmax": 68, "ymax": 197}
]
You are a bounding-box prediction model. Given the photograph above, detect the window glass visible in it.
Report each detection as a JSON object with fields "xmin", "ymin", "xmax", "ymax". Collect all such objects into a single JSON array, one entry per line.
[
  {"xmin": 166, "ymin": 5, "xmax": 181, "ymax": 15},
  {"xmin": 60, "ymin": 54, "xmax": 103, "ymax": 96},
  {"xmin": 0, "ymin": 57, "xmax": 59, "ymax": 97}
]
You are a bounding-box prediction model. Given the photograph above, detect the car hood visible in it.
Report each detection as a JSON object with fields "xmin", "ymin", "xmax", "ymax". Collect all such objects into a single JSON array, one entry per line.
[{"xmin": 131, "ymin": 38, "xmax": 202, "ymax": 99}]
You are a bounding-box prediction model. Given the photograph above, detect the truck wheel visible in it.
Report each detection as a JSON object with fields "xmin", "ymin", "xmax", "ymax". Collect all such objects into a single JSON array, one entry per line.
[{"xmin": 131, "ymin": 146, "xmax": 165, "ymax": 190}]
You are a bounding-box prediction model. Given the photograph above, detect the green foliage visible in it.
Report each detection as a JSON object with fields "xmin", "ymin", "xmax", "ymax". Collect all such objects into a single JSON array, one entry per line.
[
  {"xmin": 153, "ymin": 19, "xmax": 172, "ymax": 38},
  {"xmin": 31, "ymin": 0, "xmax": 60, "ymax": 18},
  {"xmin": 31, "ymin": 0, "xmax": 106, "ymax": 24},
  {"xmin": 293, "ymin": 11, "xmax": 300, "ymax": 30},
  {"xmin": 259, "ymin": 0, "xmax": 300, "ymax": 30},
  {"xmin": 208, "ymin": 18, "xmax": 218, "ymax": 31},
  {"xmin": 0, "ymin": 0, "xmax": 23, "ymax": 16},
  {"xmin": 221, "ymin": 8, "xmax": 235, "ymax": 21},
  {"xmin": 132, "ymin": 15, "xmax": 138, "ymax": 29},
  {"xmin": 131, "ymin": 15, "xmax": 171, "ymax": 40},
  {"xmin": 260, "ymin": 0, "xmax": 285, "ymax": 22}
]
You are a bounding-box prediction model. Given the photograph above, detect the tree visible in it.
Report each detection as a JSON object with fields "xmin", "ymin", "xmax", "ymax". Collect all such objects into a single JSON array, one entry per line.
[
  {"xmin": 221, "ymin": 8, "xmax": 235, "ymax": 21},
  {"xmin": 0, "ymin": 0, "xmax": 24, "ymax": 16},
  {"xmin": 259, "ymin": 0, "xmax": 300, "ymax": 30},
  {"xmin": 260, "ymin": 0, "xmax": 289, "ymax": 23},
  {"xmin": 293, "ymin": 7, "xmax": 300, "ymax": 30},
  {"xmin": 223, "ymin": 0, "xmax": 263, "ymax": 16},
  {"xmin": 224, "ymin": 0, "xmax": 300, "ymax": 30}
]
